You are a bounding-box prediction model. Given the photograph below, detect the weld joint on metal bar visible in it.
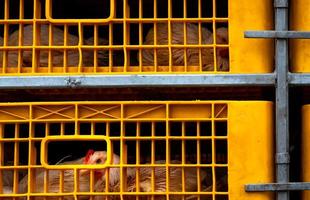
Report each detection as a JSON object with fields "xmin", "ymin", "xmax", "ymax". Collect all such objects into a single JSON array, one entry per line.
[
  {"xmin": 65, "ymin": 77, "xmax": 82, "ymax": 88},
  {"xmin": 274, "ymin": 0, "xmax": 288, "ymax": 8},
  {"xmin": 276, "ymin": 152, "xmax": 290, "ymax": 164}
]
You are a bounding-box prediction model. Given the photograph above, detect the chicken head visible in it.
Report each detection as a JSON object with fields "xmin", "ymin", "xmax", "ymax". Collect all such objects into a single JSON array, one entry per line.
[{"xmin": 81, "ymin": 150, "xmax": 120, "ymax": 186}]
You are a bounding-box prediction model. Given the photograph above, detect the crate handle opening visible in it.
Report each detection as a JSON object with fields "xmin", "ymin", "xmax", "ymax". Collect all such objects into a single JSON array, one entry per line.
[{"xmin": 40, "ymin": 135, "xmax": 111, "ymax": 169}]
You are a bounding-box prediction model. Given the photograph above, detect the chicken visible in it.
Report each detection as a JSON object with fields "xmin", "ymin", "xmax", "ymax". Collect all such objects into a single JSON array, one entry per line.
[
  {"xmin": 79, "ymin": 151, "xmax": 120, "ymax": 188},
  {"xmin": 1, "ymin": 170, "xmax": 13, "ymax": 187},
  {"xmin": 17, "ymin": 151, "xmax": 97, "ymax": 200},
  {"xmin": 83, "ymin": 36, "xmax": 109, "ymax": 66},
  {"xmin": 140, "ymin": 23, "xmax": 229, "ymax": 71},
  {"xmin": 0, "ymin": 186, "xmax": 13, "ymax": 200},
  {"xmin": 2, "ymin": 186, "xmax": 13, "ymax": 194},
  {"xmin": 83, "ymin": 151, "xmax": 207, "ymax": 200},
  {"xmin": 215, "ymin": 27, "xmax": 229, "ymax": 71},
  {"xmin": 1, "ymin": 170, "xmax": 14, "ymax": 197},
  {"xmin": 2, "ymin": 25, "xmax": 108, "ymax": 67}
]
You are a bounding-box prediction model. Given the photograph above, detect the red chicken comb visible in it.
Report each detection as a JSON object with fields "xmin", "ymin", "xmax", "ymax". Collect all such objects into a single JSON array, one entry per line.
[
  {"xmin": 95, "ymin": 171, "xmax": 103, "ymax": 179},
  {"xmin": 84, "ymin": 149, "xmax": 95, "ymax": 164}
]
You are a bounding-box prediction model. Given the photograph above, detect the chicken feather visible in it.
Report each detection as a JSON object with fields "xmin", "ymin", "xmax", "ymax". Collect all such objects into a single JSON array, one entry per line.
[
  {"xmin": 0, "ymin": 25, "xmax": 108, "ymax": 68},
  {"xmin": 140, "ymin": 23, "xmax": 229, "ymax": 71},
  {"xmin": 17, "ymin": 155, "xmax": 91, "ymax": 200},
  {"xmin": 84, "ymin": 151, "xmax": 207, "ymax": 200}
]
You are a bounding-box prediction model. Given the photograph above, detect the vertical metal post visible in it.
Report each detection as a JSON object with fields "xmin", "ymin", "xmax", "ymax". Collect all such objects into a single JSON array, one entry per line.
[{"xmin": 275, "ymin": 0, "xmax": 289, "ymax": 200}]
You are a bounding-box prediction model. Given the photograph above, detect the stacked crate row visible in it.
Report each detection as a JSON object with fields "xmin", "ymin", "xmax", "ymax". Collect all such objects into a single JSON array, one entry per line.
[{"xmin": 0, "ymin": 0, "xmax": 273, "ymax": 74}]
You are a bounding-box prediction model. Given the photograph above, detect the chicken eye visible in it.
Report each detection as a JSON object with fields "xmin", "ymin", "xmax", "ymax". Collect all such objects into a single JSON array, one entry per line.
[{"xmin": 96, "ymin": 159, "xmax": 102, "ymax": 164}]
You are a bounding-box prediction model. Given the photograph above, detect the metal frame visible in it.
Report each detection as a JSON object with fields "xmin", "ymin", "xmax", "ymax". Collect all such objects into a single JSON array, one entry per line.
[
  {"xmin": 2, "ymin": 73, "xmax": 310, "ymax": 88},
  {"xmin": 274, "ymin": 1, "xmax": 290, "ymax": 199},
  {"xmin": 245, "ymin": 0, "xmax": 310, "ymax": 198}
]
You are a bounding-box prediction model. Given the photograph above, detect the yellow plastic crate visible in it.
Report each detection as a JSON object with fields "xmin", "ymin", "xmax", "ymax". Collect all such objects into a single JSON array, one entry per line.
[
  {"xmin": 291, "ymin": 1, "xmax": 310, "ymax": 72},
  {"xmin": 0, "ymin": 0, "xmax": 274, "ymax": 75},
  {"xmin": 302, "ymin": 105, "xmax": 310, "ymax": 199},
  {"xmin": 0, "ymin": 101, "xmax": 273, "ymax": 200}
]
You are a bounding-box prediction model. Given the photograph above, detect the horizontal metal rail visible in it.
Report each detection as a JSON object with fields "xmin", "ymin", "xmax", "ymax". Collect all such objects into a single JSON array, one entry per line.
[
  {"xmin": 2, "ymin": 73, "xmax": 310, "ymax": 88},
  {"xmin": 245, "ymin": 182, "xmax": 310, "ymax": 192},
  {"xmin": 0, "ymin": 74, "xmax": 276, "ymax": 89},
  {"xmin": 245, "ymin": 31, "xmax": 310, "ymax": 39},
  {"xmin": 288, "ymin": 73, "xmax": 310, "ymax": 86}
]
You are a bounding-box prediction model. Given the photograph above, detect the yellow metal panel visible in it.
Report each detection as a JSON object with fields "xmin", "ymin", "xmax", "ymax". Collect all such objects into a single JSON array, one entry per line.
[
  {"xmin": 290, "ymin": 1, "xmax": 310, "ymax": 72},
  {"xmin": 229, "ymin": 0, "xmax": 274, "ymax": 73},
  {"xmin": 228, "ymin": 101, "xmax": 274, "ymax": 200},
  {"xmin": 302, "ymin": 105, "xmax": 310, "ymax": 199}
]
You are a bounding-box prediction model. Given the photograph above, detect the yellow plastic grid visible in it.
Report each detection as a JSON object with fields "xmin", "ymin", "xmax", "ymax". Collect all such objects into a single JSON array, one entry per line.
[
  {"xmin": 0, "ymin": 0, "xmax": 274, "ymax": 75},
  {"xmin": 0, "ymin": 101, "xmax": 273, "ymax": 200}
]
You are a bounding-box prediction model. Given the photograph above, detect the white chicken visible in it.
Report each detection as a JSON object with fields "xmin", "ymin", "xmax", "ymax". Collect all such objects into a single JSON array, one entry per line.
[
  {"xmin": 1, "ymin": 25, "xmax": 108, "ymax": 68},
  {"xmin": 1, "ymin": 170, "xmax": 14, "ymax": 195},
  {"xmin": 140, "ymin": 23, "xmax": 229, "ymax": 71},
  {"xmin": 16, "ymin": 150, "xmax": 97, "ymax": 200},
  {"xmin": 82, "ymin": 151, "xmax": 207, "ymax": 200},
  {"xmin": 215, "ymin": 27, "xmax": 229, "ymax": 71}
]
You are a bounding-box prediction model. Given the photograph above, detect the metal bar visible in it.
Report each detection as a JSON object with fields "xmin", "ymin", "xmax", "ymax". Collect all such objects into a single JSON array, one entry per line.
[
  {"xmin": 0, "ymin": 74, "xmax": 276, "ymax": 88},
  {"xmin": 245, "ymin": 182, "xmax": 310, "ymax": 192},
  {"xmin": 274, "ymin": 0, "xmax": 288, "ymax": 8},
  {"xmin": 0, "ymin": 74, "xmax": 275, "ymax": 89},
  {"xmin": 288, "ymin": 73, "xmax": 310, "ymax": 86},
  {"xmin": 245, "ymin": 31, "xmax": 310, "ymax": 39},
  {"xmin": 274, "ymin": 0, "xmax": 290, "ymax": 199}
]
